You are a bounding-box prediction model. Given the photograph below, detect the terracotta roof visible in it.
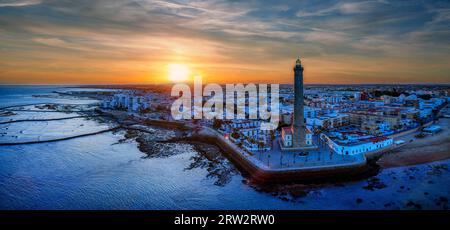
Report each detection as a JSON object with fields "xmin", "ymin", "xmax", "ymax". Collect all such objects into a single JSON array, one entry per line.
[{"xmin": 282, "ymin": 126, "xmax": 292, "ymax": 134}]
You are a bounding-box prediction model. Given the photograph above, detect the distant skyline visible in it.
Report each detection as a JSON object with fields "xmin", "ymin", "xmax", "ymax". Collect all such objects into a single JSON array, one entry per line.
[{"xmin": 0, "ymin": 0, "xmax": 449, "ymax": 84}]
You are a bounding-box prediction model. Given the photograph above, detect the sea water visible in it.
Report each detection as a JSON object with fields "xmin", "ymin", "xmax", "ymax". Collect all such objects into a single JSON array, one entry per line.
[{"xmin": 0, "ymin": 86, "xmax": 449, "ymax": 210}]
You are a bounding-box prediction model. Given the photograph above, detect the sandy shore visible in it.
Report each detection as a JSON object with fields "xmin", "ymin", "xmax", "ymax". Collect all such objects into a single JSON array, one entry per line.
[{"xmin": 378, "ymin": 117, "xmax": 450, "ymax": 168}]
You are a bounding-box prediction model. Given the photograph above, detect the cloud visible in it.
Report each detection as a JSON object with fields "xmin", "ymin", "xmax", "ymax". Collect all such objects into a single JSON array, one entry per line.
[
  {"xmin": 0, "ymin": 0, "xmax": 449, "ymax": 84},
  {"xmin": 303, "ymin": 30, "xmax": 349, "ymax": 44},
  {"xmin": 0, "ymin": 0, "xmax": 41, "ymax": 7},
  {"xmin": 33, "ymin": 37, "xmax": 69, "ymax": 47},
  {"xmin": 339, "ymin": 1, "xmax": 378, "ymax": 14},
  {"xmin": 296, "ymin": 0, "xmax": 389, "ymax": 17}
]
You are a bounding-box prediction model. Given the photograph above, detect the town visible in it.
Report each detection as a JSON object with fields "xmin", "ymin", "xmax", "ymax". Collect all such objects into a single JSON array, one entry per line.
[{"xmin": 99, "ymin": 58, "xmax": 449, "ymax": 172}]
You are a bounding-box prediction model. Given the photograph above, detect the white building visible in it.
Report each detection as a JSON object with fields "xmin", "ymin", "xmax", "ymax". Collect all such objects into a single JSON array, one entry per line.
[
  {"xmin": 306, "ymin": 113, "xmax": 349, "ymax": 129},
  {"xmin": 321, "ymin": 131, "xmax": 393, "ymax": 155},
  {"xmin": 242, "ymin": 138, "xmax": 271, "ymax": 151},
  {"xmin": 423, "ymin": 125, "xmax": 441, "ymax": 134},
  {"xmin": 102, "ymin": 93, "xmax": 150, "ymax": 113},
  {"xmin": 225, "ymin": 120, "xmax": 273, "ymax": 151},
  {"xmin": 228, "ymin": 120, "xmax": 262, "ymax": 130},
  {"xmin": 281, "ymin": 126, "xmax": 312, "ymax": 147},
  {"xmin": 280, "ymin": 105, "xmax": 319, "ymax": 125}
]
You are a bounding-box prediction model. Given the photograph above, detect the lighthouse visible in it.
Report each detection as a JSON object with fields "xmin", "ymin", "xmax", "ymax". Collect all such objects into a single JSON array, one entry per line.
[
  {"xmin": 292, "ymin": 56, "xmax": 307, "ymax": 148},
  {"xmin": 280, "ymin": 57, "xmax": 316, "ymax": 151}
]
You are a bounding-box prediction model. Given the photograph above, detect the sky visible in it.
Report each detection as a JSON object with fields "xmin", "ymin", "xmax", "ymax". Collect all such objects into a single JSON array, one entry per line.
[{"xmin": 0, "ymin": 0, "xmax": 449, "ymax": 85}]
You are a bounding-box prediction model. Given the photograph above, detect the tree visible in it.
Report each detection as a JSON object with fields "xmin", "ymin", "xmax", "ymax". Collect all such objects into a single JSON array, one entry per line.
[
  {"xmin": 269, "ymin": 130, "xmax": 275, "ymax": 146},
  {"xmin": 212, "ymin": 118, "xmax": 223, "ymax": 130},
  {"xmin": 231, "ymin": 129, "xmax": 240, "ymax": 139},
  {"xmin": 258, "ymin": 141, "xmax": 265, "ymax": 151}
]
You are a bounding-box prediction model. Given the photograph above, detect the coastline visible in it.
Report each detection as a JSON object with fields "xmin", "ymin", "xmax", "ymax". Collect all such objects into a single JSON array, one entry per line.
[
  {"xmin": 113, "ymin": 113, "xmax": 450, "ymax": 184},
  {"xmin": 2, "ymin": 94, "xmax": 449, "ymax": 184},
  {"xmin": 377, "ymin": 118, "xmax": 450, "ymax": 168},
  {"xmin": 92, "ymin": 109, "xmax": 375, "ymax": 184},
  {"xmin": 1, "ymin": 89, "xmax": 450, "ymax": 209},
  {"xmin": 67, "ymin": 87, "xmax": 450, "ymax": 176}
]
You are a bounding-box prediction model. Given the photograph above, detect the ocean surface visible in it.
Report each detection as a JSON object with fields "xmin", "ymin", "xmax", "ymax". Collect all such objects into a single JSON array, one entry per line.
[{"xmin": 0, "ymin": 86, "xmax": 449, "ymax": 210}]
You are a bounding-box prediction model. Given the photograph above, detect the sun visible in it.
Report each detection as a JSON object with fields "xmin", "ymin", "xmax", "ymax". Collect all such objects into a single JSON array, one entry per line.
[{"xmin": 168, "ymin": 63, "xmax": 190, "ymax": 82}]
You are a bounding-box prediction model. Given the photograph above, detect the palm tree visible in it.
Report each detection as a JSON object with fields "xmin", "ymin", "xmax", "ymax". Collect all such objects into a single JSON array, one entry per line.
[
  {"xmin": 269, "ymin": 130, "xmax": 275, "ymax": 148},
  {"xmin": 258, "ymin": 141, "xmax": 264, "ymax": 151}
]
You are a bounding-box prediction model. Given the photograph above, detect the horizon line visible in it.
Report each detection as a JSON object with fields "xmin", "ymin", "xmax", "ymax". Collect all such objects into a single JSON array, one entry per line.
[{"xmin": 1, "ymin": 83, "xmax": 450, "ymax": 87}]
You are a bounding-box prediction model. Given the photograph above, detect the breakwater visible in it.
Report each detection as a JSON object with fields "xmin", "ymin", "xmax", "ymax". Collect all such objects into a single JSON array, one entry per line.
[
  {"xmin": 0, "ymin": 126, "xmax": 121, "ymax": 146},
  {"xmin": 0, "ymin": 115, "xmax": 107, "ymax": 125}
]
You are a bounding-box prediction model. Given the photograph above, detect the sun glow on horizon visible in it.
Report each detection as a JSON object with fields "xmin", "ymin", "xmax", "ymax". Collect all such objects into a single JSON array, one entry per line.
[{"xmin": 168, "ymin": 63, "xmax": 190, "ymax": 82}]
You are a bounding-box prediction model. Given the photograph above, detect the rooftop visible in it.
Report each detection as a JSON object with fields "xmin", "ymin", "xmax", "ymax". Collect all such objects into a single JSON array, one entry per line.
[
  {"xmin": 282, "ymin": 126, "xmax": 312, "ymax": 134},
  {"xmin": 327, "ymin": 131, "xmax": 389, "ymax": 146}
]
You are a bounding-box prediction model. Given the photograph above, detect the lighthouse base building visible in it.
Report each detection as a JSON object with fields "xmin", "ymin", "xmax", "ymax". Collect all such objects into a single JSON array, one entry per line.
[{"xmin": 281, "ymin": 57, "xmax": 318, "ymax": 152}]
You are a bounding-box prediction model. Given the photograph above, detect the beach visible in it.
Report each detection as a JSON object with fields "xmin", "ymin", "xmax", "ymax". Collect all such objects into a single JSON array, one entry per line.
[{"xmin": 378, "ymin": 117, "xmax": 450, "ymax": 168}]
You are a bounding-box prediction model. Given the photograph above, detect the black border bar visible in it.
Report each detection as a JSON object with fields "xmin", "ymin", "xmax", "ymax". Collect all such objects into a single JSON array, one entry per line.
[{"xmin": 0, "ymin": 210, "xmax": 449, "ymax": 227}]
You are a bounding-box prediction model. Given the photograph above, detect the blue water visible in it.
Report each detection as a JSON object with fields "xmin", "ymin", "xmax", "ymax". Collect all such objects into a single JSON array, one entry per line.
[
  {"xmin": 0, "ymin": 86, "xmax": 449, "ymax": 210},
  {"xmin": 0, "ymin": 85, "xmax": 97, "ymax": 108}
]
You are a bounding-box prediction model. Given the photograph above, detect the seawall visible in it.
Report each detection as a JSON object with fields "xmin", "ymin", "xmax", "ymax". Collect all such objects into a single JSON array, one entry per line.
[
  {"xmin": 118, "ymin": 117, "xmax": 373, "ymax": 184},
  {"xmin": 187, "ymin": 126, "xmax": 371, "ymax": 184}
]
